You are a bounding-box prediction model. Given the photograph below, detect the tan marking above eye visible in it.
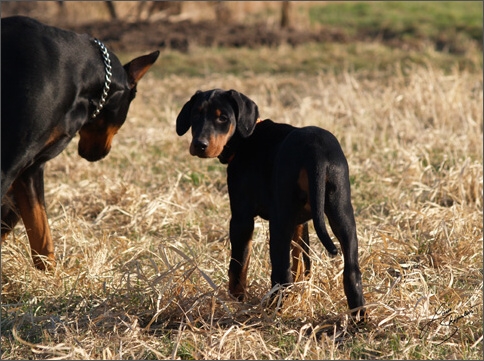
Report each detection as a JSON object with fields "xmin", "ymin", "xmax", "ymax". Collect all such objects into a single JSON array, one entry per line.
[{"xmin": 215, "ymin": 109, "xmax": 222, "ymax": 117}]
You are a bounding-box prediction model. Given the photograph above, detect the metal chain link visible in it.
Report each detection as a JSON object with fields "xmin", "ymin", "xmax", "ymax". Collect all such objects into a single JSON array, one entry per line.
[{"xmin": 91, "ymin": 39, "xmax": 112, "ymax": 119}]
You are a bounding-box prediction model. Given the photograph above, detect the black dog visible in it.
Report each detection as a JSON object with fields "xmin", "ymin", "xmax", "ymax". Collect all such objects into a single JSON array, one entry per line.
[
  {"xmin": 1, "ymin": 16, "xmax": 159, "ymax": 270},
  {"xmin": 176, "ymin": 89, "xmax": 365, "ymax": 317}
]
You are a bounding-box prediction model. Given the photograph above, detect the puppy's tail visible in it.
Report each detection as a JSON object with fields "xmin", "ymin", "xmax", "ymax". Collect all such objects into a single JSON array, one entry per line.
[{"xmin": 307, "ymin": 163, "xmax": 338, "ymax": 256}]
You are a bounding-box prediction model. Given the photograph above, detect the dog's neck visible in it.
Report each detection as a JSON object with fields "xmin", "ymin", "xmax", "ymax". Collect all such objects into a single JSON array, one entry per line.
[{"xmin": 218, "ymin": 118, "xmax": 263, "ymax": 164}]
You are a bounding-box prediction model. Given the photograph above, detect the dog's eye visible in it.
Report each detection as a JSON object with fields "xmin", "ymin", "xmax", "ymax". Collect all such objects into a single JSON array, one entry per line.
[{"xmin": 218, "ymin": 115, "xmax": 229, "ymax": 123}]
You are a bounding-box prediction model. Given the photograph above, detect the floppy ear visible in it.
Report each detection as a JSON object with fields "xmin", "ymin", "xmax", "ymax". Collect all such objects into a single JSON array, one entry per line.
[
  {"xmin": 176, "ymin": 91, "xmax": 201, "ymax": 136},
  {"xmin": 124, "ymin": 50, "xmax": 160, "ymax": 89},
  {"xmin": 225, "ymin": 89, "xmax": 259, "ymax": 138}
]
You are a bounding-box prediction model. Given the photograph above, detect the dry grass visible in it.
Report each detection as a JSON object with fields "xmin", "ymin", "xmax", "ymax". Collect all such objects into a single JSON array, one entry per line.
[{"xmin": 1, "ymin": 62, "xmax": 482, "ymax": 359}]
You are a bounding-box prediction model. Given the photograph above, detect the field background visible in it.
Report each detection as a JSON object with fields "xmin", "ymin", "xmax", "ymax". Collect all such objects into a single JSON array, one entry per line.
[{"xmin": 1, "ymin": 2, "xmax": 482, "ymax": 360}]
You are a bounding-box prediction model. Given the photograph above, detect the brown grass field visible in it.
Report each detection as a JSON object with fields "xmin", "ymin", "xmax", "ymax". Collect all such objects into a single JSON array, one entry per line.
[
  {"xmin": 2, "ymin": 63, "xmax": 482, "ymax": 360},
  {"xmin": 1, "ymin": 2, "xmax": 483, "ymax": 360}
]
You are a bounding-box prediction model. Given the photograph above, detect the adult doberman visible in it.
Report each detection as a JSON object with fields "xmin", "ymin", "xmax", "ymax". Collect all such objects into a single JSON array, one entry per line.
[
  {"xmin": 1, "ymin": 16, "xmax": 159, "ymax": 270},
  {"xmin": 176, "ymin": 89, "xmax": 365, "ymax": 318}
]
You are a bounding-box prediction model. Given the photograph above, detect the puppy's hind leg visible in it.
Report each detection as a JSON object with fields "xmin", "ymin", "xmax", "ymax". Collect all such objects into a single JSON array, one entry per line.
[
  {"xmin": 325, "ymin": 182, "xmax": 365, "ymax": 317},
  {"xmin": 291, "ymin": 222, "xmax": 311, "ymax": 281}
]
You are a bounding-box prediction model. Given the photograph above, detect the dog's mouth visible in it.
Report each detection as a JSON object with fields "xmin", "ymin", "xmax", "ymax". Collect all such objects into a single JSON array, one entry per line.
[
  {"xmin": 78, "ymin": 143, "xmax": 110, "ymax": 162},
  {"xmin": 78, "ymin": 124, "xmax": 118, "ymax": 162},
  {"xmin": 189, "ymin": 143, "xmax": 210, "ymax": 158},
  {"xmin": 189, "ymin": 140, "xmax": 223, "ymax": 159}
]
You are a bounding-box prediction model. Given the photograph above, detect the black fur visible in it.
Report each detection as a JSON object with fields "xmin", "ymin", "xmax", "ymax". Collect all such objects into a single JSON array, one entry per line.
[
  {"xmin": 1, "ymin": 16, "xmax": 159, "ymax": 269},
  {"xmin": 177, "ymin": 89, "xmax": 365, "ymax": 317}
]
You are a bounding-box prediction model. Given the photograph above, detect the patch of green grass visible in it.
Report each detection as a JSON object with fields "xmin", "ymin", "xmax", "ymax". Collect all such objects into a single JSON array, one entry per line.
[
  {"xmin": 118, "ymin": 2, "xmax": 482, "ymax": 77},
  {"xmin": 142, "ymin": 40, "xmax": 482, "ymax": 79},
  {"xmin": 308, "ymin": 1, "xmax": 482, "ymax": 43},
  {"xmin": 175, "ymin": 339, "xmax": 197, "ymax": 360}
]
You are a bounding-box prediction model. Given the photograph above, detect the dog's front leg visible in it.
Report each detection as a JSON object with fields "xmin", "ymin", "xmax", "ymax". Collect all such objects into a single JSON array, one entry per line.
[
  {"xmin": 12, "ymin": 165, "xmax": 55, "ymax": 270},
  {"xmin": 228, "ymin": 216, "xmax": 254, "ymax": 301},
  {"xmin": 1, "ymin": 190, "xmax": 21, "ymax": 241}
]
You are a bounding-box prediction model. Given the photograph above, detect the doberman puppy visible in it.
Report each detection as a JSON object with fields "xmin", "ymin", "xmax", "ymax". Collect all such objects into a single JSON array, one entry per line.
[
  {"xmin": 1, "ymin": 16, "xmax": 159, "ymax": 270},
  {"xmin": 176, "ymin": 89, "xmax": 365, "ymax": 317}
]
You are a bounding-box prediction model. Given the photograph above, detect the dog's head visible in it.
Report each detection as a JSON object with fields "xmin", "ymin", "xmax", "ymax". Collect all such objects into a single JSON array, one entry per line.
[
  {"xmin": 78, "ymin": 50, "xmax": 160, "ymax": 162},
  {"xmin": 176, "ymin": 89, "xmax": 259, "ymax": 162}
]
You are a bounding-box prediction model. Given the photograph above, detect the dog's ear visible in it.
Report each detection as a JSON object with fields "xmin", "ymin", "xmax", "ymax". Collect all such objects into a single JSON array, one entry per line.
[
  {"xmin": 225, "ymin": 89, "xmax": 259, "ymax": 138},
  {"xmin": 124, "ymin": 51, "xmax": 160, "ymax": 89},
  {"xmin": 176, "ymin": 91, "xmax": 202, "ymax": 136}
]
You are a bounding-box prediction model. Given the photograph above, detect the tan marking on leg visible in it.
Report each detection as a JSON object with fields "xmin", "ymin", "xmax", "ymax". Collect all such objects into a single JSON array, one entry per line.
[
  {"xmin": 228, "ymin": 240, "xmax": 252, "ymax": 301},
  {"xmin": 291, "ymin": 224, "xmax": 306, "ymax": 282},
  {"xmin": 12, "ymin": 179, "xmax": 55, "ymax": 270}
]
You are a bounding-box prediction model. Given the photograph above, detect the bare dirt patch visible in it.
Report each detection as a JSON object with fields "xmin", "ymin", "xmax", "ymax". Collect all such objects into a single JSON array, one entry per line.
[{"xmin": 62, "ymin": 19, "xmax": 348, "ymax": 53}]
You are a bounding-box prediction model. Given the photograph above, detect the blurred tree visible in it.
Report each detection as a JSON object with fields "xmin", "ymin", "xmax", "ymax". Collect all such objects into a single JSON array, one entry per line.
[
  {"xmin": 214, "ymin": 1, "xmax": 232, "ymax": 22},
  {"xmin": 104, "ymin": 1, "xmax": 117, "ymax": 20},
  {"xmin": 56, "ymin": 1, "xmax": 117, "ymax": 20},
  {"xmin": 280, "ymin": 1, "xmax": 291, "ymax": 28},
  {"xmin": 136, "ymin": 1, "xmax": 182, "ymax": 21}
]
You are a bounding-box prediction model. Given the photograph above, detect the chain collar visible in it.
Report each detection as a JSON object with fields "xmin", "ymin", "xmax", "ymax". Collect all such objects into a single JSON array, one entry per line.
[{"xmin": 91, "ymin": 39, "xmax": 112, "ymax": 119}]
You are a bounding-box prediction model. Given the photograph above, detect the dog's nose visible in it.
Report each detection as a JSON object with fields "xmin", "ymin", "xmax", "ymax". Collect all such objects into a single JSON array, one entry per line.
[{"xmin": 193, "ymin": 139, "xmax": 208, "ymax": 152}]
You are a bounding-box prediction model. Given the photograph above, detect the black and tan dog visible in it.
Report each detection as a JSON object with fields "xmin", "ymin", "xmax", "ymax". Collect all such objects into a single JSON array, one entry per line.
[
  {"xmin": 1, "ymin": 16, "xmax": 159, "ymax": 270},
  {"xmin": 176, "ymin": 89, "xmax": 365, "ymax": 317}
]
